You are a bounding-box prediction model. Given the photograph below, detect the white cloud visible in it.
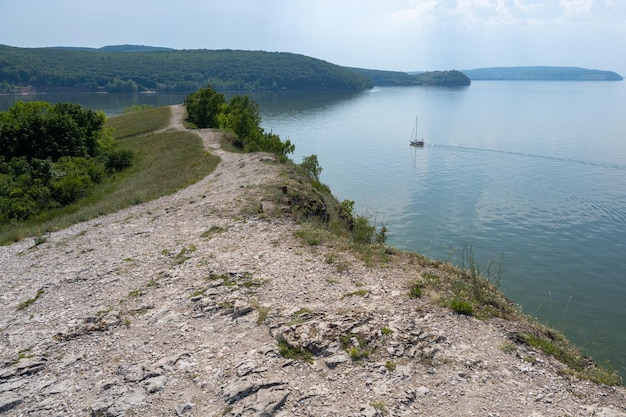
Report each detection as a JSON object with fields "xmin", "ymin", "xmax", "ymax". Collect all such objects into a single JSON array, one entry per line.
[{"xmin": 559, "ymin": 0, "xmax": 593, "ymax": 15}]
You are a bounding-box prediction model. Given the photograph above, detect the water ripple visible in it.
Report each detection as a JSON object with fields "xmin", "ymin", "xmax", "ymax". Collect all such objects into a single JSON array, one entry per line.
[{"xmin": 432, "ymin": 144, "xmax": 626, "ymax": 171}]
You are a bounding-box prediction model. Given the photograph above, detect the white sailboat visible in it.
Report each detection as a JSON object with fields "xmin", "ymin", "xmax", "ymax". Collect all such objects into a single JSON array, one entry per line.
[{"xmin": 409, "ymin": 116, "xmax": 425, "ymax": 147}]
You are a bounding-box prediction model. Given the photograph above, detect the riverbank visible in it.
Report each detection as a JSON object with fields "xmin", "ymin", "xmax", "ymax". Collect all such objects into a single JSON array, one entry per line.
[{"xmin": 0, "ymin": 106, "xmax": 624, "ymax": 416}]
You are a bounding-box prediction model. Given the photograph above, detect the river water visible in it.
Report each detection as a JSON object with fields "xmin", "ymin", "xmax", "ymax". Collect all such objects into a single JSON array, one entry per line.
[{"xmin": 2, "ymin": 81, "xmax": 625, "ymax": 377}]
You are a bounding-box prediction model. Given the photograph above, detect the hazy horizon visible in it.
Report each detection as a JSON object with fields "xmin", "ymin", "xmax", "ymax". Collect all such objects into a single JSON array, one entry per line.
[{"xmin": 1, "ymin": 1, "xmax": 625, "ymax": 75}]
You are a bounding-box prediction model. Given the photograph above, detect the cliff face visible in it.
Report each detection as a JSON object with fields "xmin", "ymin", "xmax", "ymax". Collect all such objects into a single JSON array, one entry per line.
[{"xmin": 1, "ymin": 107, "xmax": 624, "ymax": 416}]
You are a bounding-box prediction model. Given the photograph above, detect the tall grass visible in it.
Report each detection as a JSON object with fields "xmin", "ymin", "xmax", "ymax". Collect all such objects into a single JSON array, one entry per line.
[
  {"xmin": 0, "ymin": 108, "xmax": 220, "ymax": 244},
  {"xmin": 106, "ymin": 106, "xmax": 171, "ymax": 139},
  {"xmin": 411, "ymin": 249, "xmax": 622, "ymax": 386}
]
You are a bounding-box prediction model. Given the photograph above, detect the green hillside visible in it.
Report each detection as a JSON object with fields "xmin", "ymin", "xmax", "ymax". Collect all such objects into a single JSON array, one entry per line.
[
  {"xmin": 0, "ymin": 45, "xmax": 373, "ymax": 93},
  {"xmin": 350, "ymin": 68, "xmax": 471, "ymax": 86}
]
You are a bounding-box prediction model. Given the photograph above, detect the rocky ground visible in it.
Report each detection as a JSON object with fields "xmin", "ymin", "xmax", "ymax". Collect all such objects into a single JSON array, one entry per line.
[{"xmin": 1, "ymin": 106, "xmax": 624, "ymax": 416}]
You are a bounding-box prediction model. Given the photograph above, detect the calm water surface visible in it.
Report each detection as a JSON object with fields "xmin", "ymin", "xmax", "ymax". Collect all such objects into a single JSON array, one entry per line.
[
  {"xmin": 252, "ymin": 82, "xmax": 626, "ymax": 377},
  {"xmin": 2, "ymin": 82, "xmax": 624, "ymax": 376}
]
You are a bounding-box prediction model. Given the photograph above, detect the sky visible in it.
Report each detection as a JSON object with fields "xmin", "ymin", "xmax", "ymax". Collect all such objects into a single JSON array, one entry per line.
[{"xmin": 1, "ymin": 0, "xmax": 625, "ymax": 74}]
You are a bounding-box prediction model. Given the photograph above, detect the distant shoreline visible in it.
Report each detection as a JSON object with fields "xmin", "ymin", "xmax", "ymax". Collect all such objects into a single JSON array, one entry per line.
[{"xmin": 461, "ymin": 66, "xmax": 623, "ymax": 81}]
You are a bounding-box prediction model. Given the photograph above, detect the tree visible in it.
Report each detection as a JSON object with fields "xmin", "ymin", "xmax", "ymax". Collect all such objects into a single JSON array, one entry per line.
[
  {"xmin": 184, "ymin": 85, "xmax": 226, "ymax": 128},
  {"xmin": 218, "ymin": 95, "xmax": 262, "ymax": 141},
  {"xmin": 300, "ymin": 154, "xmax": 322, "ymax": 182},
  {"xmin": 0, "ymin": 101, "xmax": 108, "ymax": 161}
]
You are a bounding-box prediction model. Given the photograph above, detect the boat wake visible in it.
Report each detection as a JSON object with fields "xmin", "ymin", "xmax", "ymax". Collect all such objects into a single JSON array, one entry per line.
[{"xmin": 431, "ymin": 144, "xmax": 626, "ymax": 171}]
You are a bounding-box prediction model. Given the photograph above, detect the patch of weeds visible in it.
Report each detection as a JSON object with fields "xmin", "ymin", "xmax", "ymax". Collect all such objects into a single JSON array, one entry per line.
[
  {"xmin": 294, "ymin": 307, "xmax": 314, "ymax": 316},
  {"xmin": 123, "ymin": 318, "xmax": 131, "ymax": 327},
  {"xmin": 240, "ymin": 201, "xmax": 264, "ymax": 218},
  {"xmin": 250, "ymin": 299, "xmax": 271, "ymax": 325},
  {"xmin": 325, "ymin": 278, "xmax": 339, "ymax": 284},
  {"xmin": 17, "ymin": 289, "xmax": 45, "ymax": 310},
  {"xmin": 500, "ymin": 342, "xmax": 517, "ymax": 353},
  {"xmin": 15, "ymin": 348, "xmax": 34, "ymax": 363},
  {"xmin": 123, "ymin": 257, "xmax": 134, "ymax": 262},
  {"xmin": 334, "ymin": 260, "xmax": 351, "ymax": 273},
  {"xmin": 352, "ymin": 215, "xmax": 376, "ymax": 244},
  {"xmin": 32, "ymin": 235, "xmax": 48, "ymax": 247},
  {"xmin": 293, "ymin": 228, "xmax": 325, "ymax": 246},
  {"xmin": 218, "ymin": 301, "xmax": 234, "ymax": 309},
  {"xmin": 241, "ymin": 276, "xmax": 266, "ymax": 289},
  {"xmin": 97, "ymin": 307, "xmax": 113, "ymax": 316},
  {"xmin": 175, "ymin": 245, "xmax": 196, "ymax": 264},
  {"xmin": 371, "ymin": 400, "xmax": 389, "ymax": 415},
  {"xmin": 129, "ymin": 306, "xmax": 153, "ymax": 315},
  {"xmin": 409, "ymin": 282, "xmax": 424, "ymax": 299},
  {"xmin": 349, "ymin": 347, "xmax": 370, "ymax": 361},
  {"xmin": 256, "ymin": 306, "xmax": 271, "ymax": 325},
  {"xmin": 384, "ymin": 361, "xmax": 396, "ymax": 371},
  {"xmin": 423, "ymin": 271, "xmax": 440, "ymax": 285},
  {"xmin": 449, "ymin": 299, "xmax": 474, "ymax": 316},
  {"xmin": 200, "ymin": 225, "xmax": 227, "ymax": 238},
  {"xmin": 146, "ymin": 278, "xmax": 157, "ymax": 287},
  {"xmin": 287, "ymin": 308, "xmax": 315, "ymax": 326},
  {"xmin": 207, "ymin": 272, "xmax": 264, "ymax": 289},
  {"xmin": 342, "ymin": 289, "xmax": 369, "ymax": 298},
  {"xmin": 190, "ymin": 288, "xmax": 206, "ymax": 298},
  {"xmin": 515, "ymin": 331, "xmax": 621, "ymax": 386},
  {"xmin": 127, "ymin": 289, "xmax": 142, "ymax": 298},
  {"xmin": 325, "ymin": 253, "xmax": 351, "ymax": 272},
  {"xmin": 340, "ymin": 332, "xmax": 370, "ymax": 362},
  {"xmin": 524, "ymin": 355, "xmax": 537, "ymax": 364},
  {"xmin": 381, "ymin": 327, "xmax": 394, "ymax": 336},
  {"xmin": 222, "ymin": 278, "xmax": 238, "ymax": 287},
  {"xmin": 278, "ymin": 341, "xmax": 314, "ymax": 363},
  {"xmin": 208, "ymin": 272, "xmax": 229, "ymax": 282}
]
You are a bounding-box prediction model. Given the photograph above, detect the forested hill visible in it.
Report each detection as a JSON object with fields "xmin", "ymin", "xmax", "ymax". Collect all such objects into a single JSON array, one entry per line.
[
  {"xmin": 350, "ymin": 68, "xmax": 471, "ymax": 86},
  {"xmin": 0, "ymin": 45, "xmax": 373, "ymax": 93},
  {"xmin": 462, "ymin": 66, "xmax": 623, "ymax": 81}
]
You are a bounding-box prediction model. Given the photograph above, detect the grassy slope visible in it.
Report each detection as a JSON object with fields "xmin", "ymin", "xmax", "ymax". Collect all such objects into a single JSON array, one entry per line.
[{"xmin": 0, "ymin": 106, "xmax": 220, "ymax": 244}]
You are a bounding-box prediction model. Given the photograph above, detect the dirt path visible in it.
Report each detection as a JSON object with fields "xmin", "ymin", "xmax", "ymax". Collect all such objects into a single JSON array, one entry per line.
[{"xmin": 167, "ymin": 104, "xmax": 223, "ymax": 153}]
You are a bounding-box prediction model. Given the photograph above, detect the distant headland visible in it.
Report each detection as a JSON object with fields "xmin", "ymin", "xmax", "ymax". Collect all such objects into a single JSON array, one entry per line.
[{"xmin": 461, "ymin": 66, "xmax": 623, "ymax": 81}]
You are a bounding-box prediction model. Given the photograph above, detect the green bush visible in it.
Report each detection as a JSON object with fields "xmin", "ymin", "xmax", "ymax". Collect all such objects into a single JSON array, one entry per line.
[
  {"xmin": 450, "ymin": 299, "xmax": 474, "ymax": 316},
  {"xmin": 300, "ymin": 154, "xmax": 322, "ymax": 182},
  {"xmin": 409, "ymin": 283, "xmax": 423, "ymax": 299},
  {"xmin": 185, "ymin": 85, "xmax": 226, "ymax": 128},
  {"xmin": 352, "ymin": 215, "xmax": 375, "ymax": 244},
  {"xmin": 106, "ymin": 148, "xmax": 134, "ymax": 172},
  {"xmin": 51, "ymin": 175, "xmax": 90, "ymax": 205}
]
